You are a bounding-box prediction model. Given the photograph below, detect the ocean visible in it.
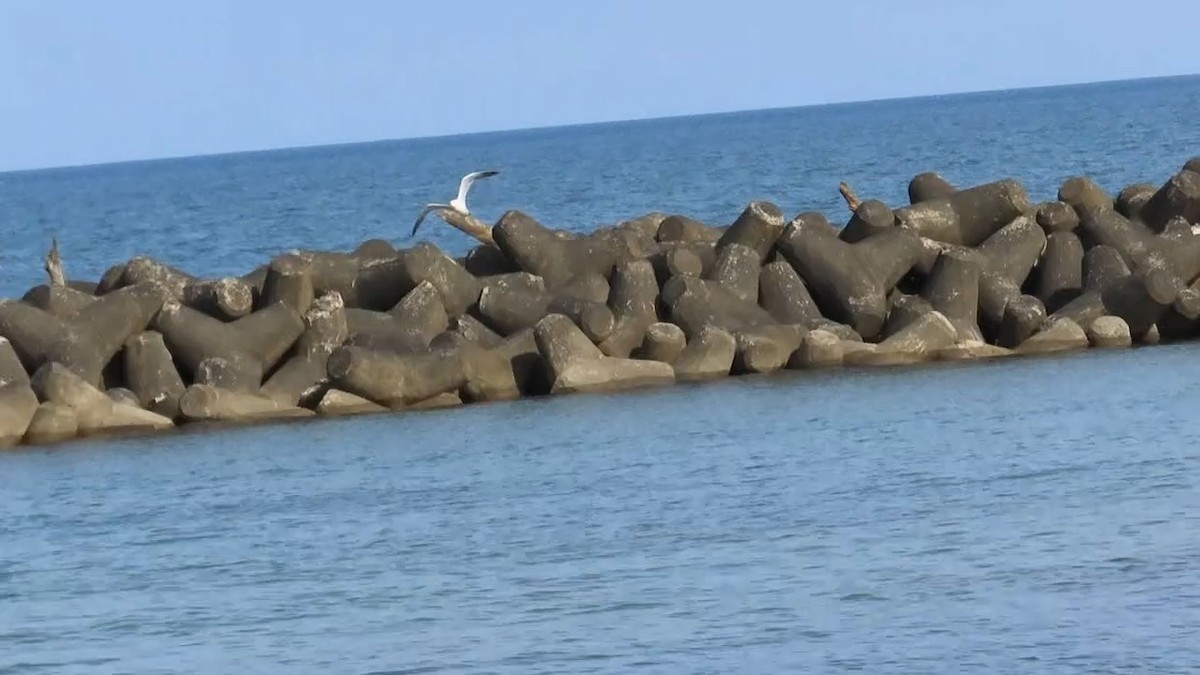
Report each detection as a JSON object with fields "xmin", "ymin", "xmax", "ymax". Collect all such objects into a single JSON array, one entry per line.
[{"xmin": 2, "ymin": 75, "xmax": 1200, "ymax": 673}]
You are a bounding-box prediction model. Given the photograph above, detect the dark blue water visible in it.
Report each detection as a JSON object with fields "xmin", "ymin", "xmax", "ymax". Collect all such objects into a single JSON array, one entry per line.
[
  {"xmin": 3, "ymin": 76, "xmax": 1200, "ymax": 673},
  {"xmin": 2, "ymin": 75, "xmax": 1200, "ymax": 297}
]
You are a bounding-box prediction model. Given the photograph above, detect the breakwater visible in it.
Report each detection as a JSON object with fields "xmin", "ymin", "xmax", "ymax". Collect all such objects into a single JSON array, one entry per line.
[{"xmin": 1, "ymin": 157, "xmax": 1199, "ymax": 448}]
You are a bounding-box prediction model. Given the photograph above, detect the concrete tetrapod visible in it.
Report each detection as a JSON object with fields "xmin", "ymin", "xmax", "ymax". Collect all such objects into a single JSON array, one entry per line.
[
  {"xmin": 326, "ymin": 345, "xmax": 467, "ymax": 409},
  {"xmin": 182, "ymin": 277, "xmax": 254, "ymax": 321},
  {"xmin": 650, "ymin": 244, "xmax": 706, "ymax": 283},
  {"xmin": 656, "ymin": 214, "xmax": 722, "ymax": 244},
  {"xmin": 839, "ymin": 200, "xmax": 896, "ymax": 243},
  {"xmin": 1086, "ymin": 316, "xmax": 1133, "ymax": 349},
  {"xmin": 921, "ymin": 249, "xmax": 983, "ymax": 342},
  {"xmin": 261, "ymin": 292, "xmax": 350, "ymax": 406},
  {"xmin": 894, "ymin": 179, "xmax": 1031, "ymax": 246},
  {"xmin": 632, "ymin": 322, "xmax": 687, "ymax": 364},
  {"xmin": 709, "ymin": 243, "xmax": 761, "ymax": 304},
  {"xmin": 1058, "ymin": 177, "xmax": 1113, "ymax": 217},
  {"xmin": 346, "ymin": 282, "xmax": 448, "ymax": 354},
  {"xmin": 598, "ymin": 259, "xmax": 660, "ymax": 358},
  {"xmin": 533, "ymin": 314, "xmax": 674, "ymax": 395},
  {"xmin": 493, "ymin": 210, "xmax": 618, "ymax": 288},
  {"xmin": 883, "ymin": 294, "xmax": 934, "ymax": 338},
  {"xmin": 1140, "ymin": 167, "xmax": 1200, "ymax": 233},
  {"xmin": 23, "ymin": 403, "xmax": 79, "ymax": 445},
  {"xmin": 733, "ymin": 325, "xmax": 805, "ymax": 375},
  {"xmin": 672, "ymin": 326, "xmax": 737, "ymax": 381},
  {"xmin": 395, "ymin": 242, "xmax": 483, "ymax": 317},
  {"xmin": 907, "ymin": 172, "xmax": 957, "ymax": 204},
  {"xmin": 475, "ymin": 273, "xmax": 551, "ymax": 336},
  {"xmin": 260, "ymin": 254, "xmax": 316, "ymax": 314},
  {"xmin": 715, "ymin": 201, "xmax": 786, "ymax": 261},
  {"xmin": 30, "ymin": 362, "xmax": 173, "ymax": 438},
  {"xmin": 178, "ymin": 384, "xmax": 314, "ymax": 423},
  {"xmin": 0, "ymin": 338, "xmax": 40, "ymax": 446},
  {"xmin": 153, "ymin": 299, "xmax": 304, "ymax": 387},
  {"xmin": 123, "ymin": 331, "xmax": 187, "ymax": 419},
  {"xmin": 1033, "ymin": 232, "xmax": 1085, "ymax": 313},
  {"xmin": 1116, "ymin": 185, "xmax": 1156, "ymax": 220},
  {"xmin": 759, "ymin": 261, "xmax": 823, "ymax": 327},
  {"xmin": 787, "ymin": 329, "xmax": 844, "ymax": 369},
  {"xmin": 314, "ymin": 389, "xmax": 387, "ymax": 417},
  {"xmin": 775, "ymin": 217, "xmax": 922, "ymax": 340},
  {"xmin": 847, "ymin": 311, "xmax": 958, "ymax": 366},
  {"xmin": 22, "ymin": 284, "xmax": 96, "ymax": 318},
  {"xmin": 663, "ymin": 276, "xmax": 777, "ymax": 339},
  {"xmin": 0, "ymin": 283, "xmax": 166, "ymax": 387},
  {"xmin": 8, "ymin": 159, "xmax": 1200, "ymax": 450},
  {"xmin": 1015, "ymin": 317, "xmax": 1090, "ymax": 355},
  {"xmin": 1052, "ymin": 250, "xmax": 1180, "ymax": 340},
  {"xmin": 1036, "ymin": 201, "xmax": 1080, "ymax": 234}
]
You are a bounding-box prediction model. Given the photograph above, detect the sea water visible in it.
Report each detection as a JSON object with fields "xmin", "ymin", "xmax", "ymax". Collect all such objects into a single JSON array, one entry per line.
[{"xmin": 2, "ymin": 75, "xmax": 1200, "ymax": 673}]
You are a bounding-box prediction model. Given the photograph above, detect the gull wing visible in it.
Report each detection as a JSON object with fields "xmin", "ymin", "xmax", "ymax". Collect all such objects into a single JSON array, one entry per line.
[
  {"xmin": 456, "ymin": 169, "xmax": 500, "ymax": 203},
  {"xmin": 411, "ymin": 203, "xmax": 452, "ymax": 237}
]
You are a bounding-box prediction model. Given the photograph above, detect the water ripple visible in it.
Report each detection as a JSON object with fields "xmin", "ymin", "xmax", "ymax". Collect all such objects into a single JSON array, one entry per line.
[{"xmin": 3, "ymin": 78, "xmax": 1200, "ymax": 673}]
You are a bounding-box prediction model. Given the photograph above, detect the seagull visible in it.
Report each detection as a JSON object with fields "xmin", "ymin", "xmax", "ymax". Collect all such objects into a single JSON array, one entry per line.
[{"xmin": 410, "ymin": 169, "xmax": 500, "ymax": 237}]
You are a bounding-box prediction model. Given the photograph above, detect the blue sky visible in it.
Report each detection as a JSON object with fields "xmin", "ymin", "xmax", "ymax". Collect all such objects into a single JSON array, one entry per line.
[{"xmin": 2, "ymin": 0, "xmax": 1198, "ymax": 172}]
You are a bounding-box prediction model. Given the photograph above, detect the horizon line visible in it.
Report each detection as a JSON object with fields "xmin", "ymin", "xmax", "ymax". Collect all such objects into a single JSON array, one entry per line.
[{"xmin": 4, "ymin": 71, "xmax": 1196, "ymax": 177}]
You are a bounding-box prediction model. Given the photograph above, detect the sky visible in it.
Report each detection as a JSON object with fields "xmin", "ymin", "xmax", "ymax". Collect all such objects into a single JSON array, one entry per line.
[{"xmin": 2, "ymin": 0, "xmax": 1199, "ymax": 173}]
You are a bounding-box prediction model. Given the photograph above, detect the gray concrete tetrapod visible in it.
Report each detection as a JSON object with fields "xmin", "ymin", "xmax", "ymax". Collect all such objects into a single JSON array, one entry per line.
[
  {"xmin": 672, "ymin": 326, "xmax": 737, "ymax": 381},
  {"xmin": 0, "ymin": 283, "xmax": 166, "ymax": 387},
  {"xmin": 1035, "ymin": 201, "xmax": 1080, "ymax": 234},
  {"xmin": 493, "ymin": 210, "xmax": 618, "ymax": 288},
  {"xmin": 598, "ymin": 259, "xmax": 661, "ymax": 357},
  {"xmin": 476, "ymin": 272, "xmax": 552, "ymax": 336},
  {"xmin": 758, "ymin": 261, "xmax": 822, "ymax": 327},
  {"xmin": 1033, "ymin": 231, "xmax": 1085, "ymax": 313},
  {"xmin": 632, "ymin": 322, "xmax": 687, "ymax": 364},
  {"xmin": 656, "ymin": 214, "xmax": 722, "ymax": 244},
  {"xmin": 1140, "ymin": 168, "xmax": 1200, "ymax": 233},
  {"xmin": 1116, "ymin": 184, "xmax": 1156, "ymax": 220},
  {"xmin": 123, "ymin": 330, "xmax": 187, "ymax": 419},
  {"xmin": 716, "ymin": 201, "xmax": 786, "ymax": 261},
  {"xmin": 663, "ymin": 276, "xmax": 776, "ymax": 339},
  {"xmin": 327, "ymin": 345, "xmax": 467, "ymax": 408},
  {"xmin": 261, "ymin": 254, "xmax": 316, "ymax": 314},
  {"xmin": 709, "ymin": 243, "xmax": 761, "ymax": 304},
  {"xmin": 533, "ymin": 314, "xmax": 674, "ymax": 394},
  {"xmin": 839, "ymin": 200, "xmax": 896, "ymax": 243},
  {"xmin": 0, "ymin": 337, "xmax": 39, "ymax": 446},
  {"xmin": 921, "ymin": 249, "xmax": 983, "ymax": 342},
  {"xmin": 907, "ymin": 172, "xmax": 956, "ymax": 204},
  {"xmin": 775, "ymin": 217, "xmax": 921, "ymax": 340},
  {"xmin": 261, "ymin": 292, "xmax": 349, "ymax": 406},
  {"xmin": 894, "ymin": 178, "xmax": 1031, "ymax": 246}
]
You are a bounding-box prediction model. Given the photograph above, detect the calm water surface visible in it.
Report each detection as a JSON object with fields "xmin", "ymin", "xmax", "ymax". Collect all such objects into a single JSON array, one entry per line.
[{"xmin": 2, "ymin": 76, "xmax": 1200, "ymax": 673}]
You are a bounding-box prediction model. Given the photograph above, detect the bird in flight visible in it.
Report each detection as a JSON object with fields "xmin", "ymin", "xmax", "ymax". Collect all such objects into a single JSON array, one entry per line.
[{"xmin": 411, "ymin": 169, "xmax": 500, "ymax": 238}]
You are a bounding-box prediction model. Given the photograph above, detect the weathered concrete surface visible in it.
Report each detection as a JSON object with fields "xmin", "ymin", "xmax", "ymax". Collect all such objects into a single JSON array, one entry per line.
[
  {"xmin": 787, "ymin": 329, "xmax": 844, "ymax": 369},
  {"xmin": 31, "ymin": 362, "xmax": 174, "ymax": 436},
  {"xmin": 1016, "ymin": 318, "xmax": 1089, "ymax": 355},
  {"xmin": 315, "ymin": 389, "xmax": 388, "ymax": 417},
  {"xmin": 633, "ymin": 322, "xmax": 687, "ymax": 364},
  {"xmin": 534, "ymin": 314, "xmax": 675, "ymax": 394},
  {"xmin": 894, "ymin": 179, "xmax": 1031, "ymax": 246},
  {"xmin": 23, "ymin": 403, "xmax": 79, "ymax": 445},
  {"xmin": 179, "ymin": 384, "xmax": 314, "ymax": 422},
  {"xmin": 847, "ymin": 311, "xmax": 957, "ymax": 366},
  {"xmin": 673, "ymin": 327, "xmax": 737, "ymax": 381},
  {"xmin": 1087, "ymin": 315, "xmax": 1133, "ymax": 349},
  {"xmin": 0, "ymin": 338, "xmax": 39, "ymax": 447}
]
